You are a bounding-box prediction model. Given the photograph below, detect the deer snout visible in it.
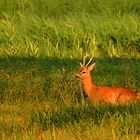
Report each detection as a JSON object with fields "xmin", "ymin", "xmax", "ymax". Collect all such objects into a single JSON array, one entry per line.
[{"xmin": 75, "ymin": 73, "xmax": 81, "ymax": 79}]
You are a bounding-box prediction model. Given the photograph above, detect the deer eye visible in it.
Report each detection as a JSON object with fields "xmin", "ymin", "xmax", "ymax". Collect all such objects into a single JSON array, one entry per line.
[{"xmin": 82, "ymin": 71, "xmax": 86, "ymax": 74}]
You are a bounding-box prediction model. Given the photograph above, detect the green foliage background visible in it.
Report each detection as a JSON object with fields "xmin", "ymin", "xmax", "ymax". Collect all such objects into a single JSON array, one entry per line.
[{"xmin": 0, "ymin": 0, "xmax": 140, "ymax": 58}]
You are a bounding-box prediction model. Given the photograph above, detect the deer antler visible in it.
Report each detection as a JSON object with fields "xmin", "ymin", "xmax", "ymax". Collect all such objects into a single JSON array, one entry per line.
[
  {"xmin": 81, "ymin": 53, "xmax": 93, "ymax": 67},
  {"xmin": 83, "ymin": 53, "xmax": 89, "ymax": 66},
  {"xmin": 86, "ymin": 57, "xmax": 93, "ymax": 66}
]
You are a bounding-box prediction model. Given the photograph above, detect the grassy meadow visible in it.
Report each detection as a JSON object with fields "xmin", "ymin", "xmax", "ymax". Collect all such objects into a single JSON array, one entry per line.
[{"xmin": 0, "ymin": 0, "xmax": 140, "ymax": 139}]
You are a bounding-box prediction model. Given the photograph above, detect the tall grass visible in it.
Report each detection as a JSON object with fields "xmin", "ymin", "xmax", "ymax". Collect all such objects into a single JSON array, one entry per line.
[
  {"xmin": 0, "ymin": 0, "xmax": 140, "ymax": 139},
  {"xmin": 0, "ymin": 0, "xmax": 140, "ymax": 58}
]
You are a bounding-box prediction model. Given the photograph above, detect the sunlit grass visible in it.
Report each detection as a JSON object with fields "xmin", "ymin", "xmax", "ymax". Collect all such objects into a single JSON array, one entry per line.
[{"xmin": 0, "ymin": 0, "xmax": 140, "ymax": 58}]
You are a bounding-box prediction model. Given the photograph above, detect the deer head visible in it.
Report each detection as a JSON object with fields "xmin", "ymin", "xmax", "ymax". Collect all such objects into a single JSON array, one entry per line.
[{"xmin": 76, "ymin": 53, "xmax": 95, "ymax": 79}]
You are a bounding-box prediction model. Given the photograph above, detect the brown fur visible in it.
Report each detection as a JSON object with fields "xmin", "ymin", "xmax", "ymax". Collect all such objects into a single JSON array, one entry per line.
[{"xmin": 76, "ymin": 60, "xmax": 140, "ymax": 105}]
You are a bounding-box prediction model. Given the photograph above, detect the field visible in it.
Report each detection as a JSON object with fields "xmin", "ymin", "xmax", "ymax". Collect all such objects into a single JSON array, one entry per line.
[{"xmin": 0, "ymin": 0, "xmax": 140, "ymax": 139}]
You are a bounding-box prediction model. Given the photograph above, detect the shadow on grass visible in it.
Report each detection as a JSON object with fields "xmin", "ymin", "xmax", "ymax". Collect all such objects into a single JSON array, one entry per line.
[
  {"xmin": 0, "ymin": 56, "xmax": 78, "ymax": 72},
  {"xmin": 0, "ymin": 56, "xmax": 140, "ymax": 71},
  {"xmin": 0, "ymin": 56, "xmax": 140, "ymax": 103},
  {"xmin": 0, "ymin": 56, "xmax": 140, "ymax": 137}
]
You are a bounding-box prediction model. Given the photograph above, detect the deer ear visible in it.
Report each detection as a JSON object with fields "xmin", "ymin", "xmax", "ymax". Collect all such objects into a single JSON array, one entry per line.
[{"xmin": 89, "ymin": 63, "xmax": 95, "ymax": 71}]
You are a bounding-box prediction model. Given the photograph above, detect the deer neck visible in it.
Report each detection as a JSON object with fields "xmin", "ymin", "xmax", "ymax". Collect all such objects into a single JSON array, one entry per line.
[{"xmin": 81, "ymin": 73, "xmax": 96, "ymax": 97}]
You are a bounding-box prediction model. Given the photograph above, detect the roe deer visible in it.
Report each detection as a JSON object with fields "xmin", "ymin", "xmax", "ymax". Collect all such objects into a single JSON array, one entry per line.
[{"xmin": 76, "ymin": 54, "xmax": 140, "ymax": 105}]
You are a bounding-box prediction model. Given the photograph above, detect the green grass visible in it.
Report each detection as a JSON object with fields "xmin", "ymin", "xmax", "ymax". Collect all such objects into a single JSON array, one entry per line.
[
  {"xmin": 0, "ymin": 0, "xmax": 140, "ymax": 139},
  {"xmin": 0, "ymin": 0, "xmax": 140, "ymax": 58},
  {"xmin": 0, "ymin": 57, "xmax": 140, "ymax": 139}
]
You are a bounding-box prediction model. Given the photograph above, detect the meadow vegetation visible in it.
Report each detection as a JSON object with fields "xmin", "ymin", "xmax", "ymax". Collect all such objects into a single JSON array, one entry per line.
[{"xmin": 0, "ymin": 0, "xmax": 140, "ymax": 139}]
